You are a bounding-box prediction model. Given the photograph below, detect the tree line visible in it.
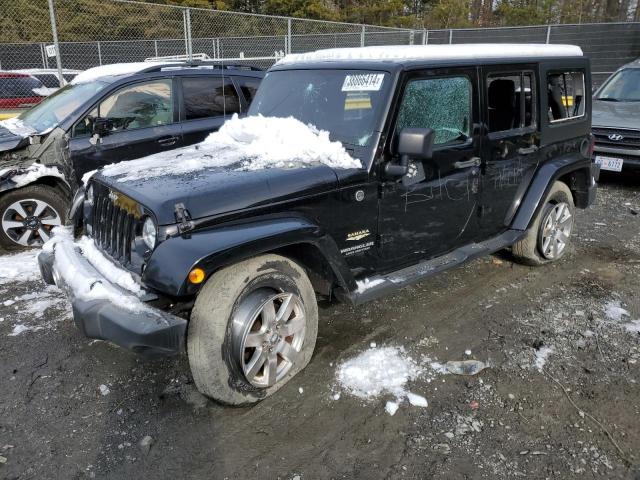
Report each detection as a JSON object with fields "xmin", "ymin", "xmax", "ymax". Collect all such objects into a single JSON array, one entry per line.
[{"xmin": 1, "ymin": 0, "xmax": 638, "ymax": 43}]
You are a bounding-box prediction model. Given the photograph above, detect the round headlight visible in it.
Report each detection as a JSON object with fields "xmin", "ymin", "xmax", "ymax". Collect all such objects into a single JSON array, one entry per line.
[{"xmin": 142, "ymin": 217, "xmax": 157, "ymax": 250}]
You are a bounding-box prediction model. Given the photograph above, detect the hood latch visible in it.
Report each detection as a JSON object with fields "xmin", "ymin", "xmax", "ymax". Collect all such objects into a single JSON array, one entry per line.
[{"xmin": 174, "ymin": 203, "xmax": 194, "ymax": 234}]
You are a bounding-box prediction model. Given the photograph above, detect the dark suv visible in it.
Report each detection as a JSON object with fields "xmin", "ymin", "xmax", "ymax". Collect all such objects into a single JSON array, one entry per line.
[
  {"xmin": 0, "ymin": 62, "xmax": 263, "ymax": 248},
  {"xmin": 39, "ymin": 44, "xmax": 599, "ymax": 405}
]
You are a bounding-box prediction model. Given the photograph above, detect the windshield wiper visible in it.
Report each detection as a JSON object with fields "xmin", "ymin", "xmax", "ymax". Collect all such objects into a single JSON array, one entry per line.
[{"xmin": 596, "ymin": 97, "xmax": 620, "ymax": 102}]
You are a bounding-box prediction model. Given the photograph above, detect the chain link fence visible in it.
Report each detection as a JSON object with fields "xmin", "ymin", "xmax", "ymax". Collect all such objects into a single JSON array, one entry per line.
[{"xmin": 0, "ymin": 0, "xmax": 638, "ymax": 111}]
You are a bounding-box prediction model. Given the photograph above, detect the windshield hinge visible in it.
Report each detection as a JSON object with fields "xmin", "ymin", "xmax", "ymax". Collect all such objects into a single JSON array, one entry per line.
[{"xmin": 174, "ymin": 202, "xmax": 194, "ymax": 234}]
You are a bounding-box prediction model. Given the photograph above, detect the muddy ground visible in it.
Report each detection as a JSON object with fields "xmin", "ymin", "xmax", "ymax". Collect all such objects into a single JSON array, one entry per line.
[{"xmin": 1, "ymin": 174, "xmax": 639, "ymax": 480}]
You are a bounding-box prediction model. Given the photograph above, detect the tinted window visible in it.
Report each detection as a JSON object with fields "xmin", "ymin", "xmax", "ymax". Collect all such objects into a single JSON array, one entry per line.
[
  {"xmin": 236, "ymin": 76, "xmax": 261, "ymax": 104},
  {"xmin": 99, "ymin": 79, "xmax": 173, "ymax": 131},
  {"xmin": 547, "ymin": 71, "xmax": 585, "ymax": 122},
  {"xmin": 396, "ymin": 76, "xmax": 471, "ymax": 145},
  {"xmin": 487, "ymin": 72, "xmax": 535, "ymax": 133},
  {"xmin": 0, "ymin": 76, "xmax": 44, "ymax": 98},
  {"xmin": 182, "ymin": 77, "xmax": 240, "ymax": 120},
  {"xmin": 35, "ymin": 74, "xmax": 61, "ymax": 88}
]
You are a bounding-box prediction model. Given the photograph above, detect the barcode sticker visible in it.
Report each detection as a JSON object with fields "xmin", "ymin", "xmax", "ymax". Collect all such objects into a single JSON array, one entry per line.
[{"xmin": 342, "ymin": 74, "xmax": 385, "ymax": 92}]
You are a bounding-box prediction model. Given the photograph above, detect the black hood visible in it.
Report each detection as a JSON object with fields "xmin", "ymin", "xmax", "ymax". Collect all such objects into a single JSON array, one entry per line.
[
  {"xmin": 93, "ymin": 163, "xmax": 341, "ymax": 225},
  {"xmin": 0, "ymin": 125, "xmax": 30, "ymax": 153}
]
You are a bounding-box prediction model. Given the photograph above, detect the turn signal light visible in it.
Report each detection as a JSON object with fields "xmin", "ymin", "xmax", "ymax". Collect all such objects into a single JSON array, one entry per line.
[{"xmin": 188, "ymin": 268, "xmax": 206, "ymax": 284}]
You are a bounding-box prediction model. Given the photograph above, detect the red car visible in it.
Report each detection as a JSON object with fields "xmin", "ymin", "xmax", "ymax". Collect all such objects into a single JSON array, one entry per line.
[{"xmin": 0, "ymin": 71, "xmax": 46, "ymax": 109}]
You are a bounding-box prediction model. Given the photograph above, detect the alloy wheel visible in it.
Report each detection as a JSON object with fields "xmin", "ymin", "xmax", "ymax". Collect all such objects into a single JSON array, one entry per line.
[
  {"xmin": 231, "ymin": 290, "xmax": 306, "ymax": 388},
  {"xmin": 540, "ymin": 201, "xmax": 573, "ymax": 260},
  {"xmin": 1, "ymin": 198, "xmax": 62, "ymax": 247}
]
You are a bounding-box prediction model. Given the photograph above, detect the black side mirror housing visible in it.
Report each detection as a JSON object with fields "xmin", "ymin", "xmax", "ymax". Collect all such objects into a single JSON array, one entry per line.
[
  {"xmin": 397, "ymin": 127, "xmax": 435, "ymax": 159},
  {"xmin": 385, "ymin": 128, "xmax": 435, "ymax": 177},
  {"xmin": 92, "ymin": 117, "xmax": 113, "ymax": 137}
]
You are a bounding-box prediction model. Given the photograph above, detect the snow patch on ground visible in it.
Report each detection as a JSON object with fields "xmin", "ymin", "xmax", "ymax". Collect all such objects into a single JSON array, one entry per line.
[
  {"xmin": 534, "ymin": 346, "xmax": 554, "ymax": 372},
  {"xmin": 624, "ymin": 320, "xmax": 640, "ymax": 333},
  {"xmin": 603, "ymin": 300, "xmax": 630, "ymax": 321},
  {"xmin": 97, "ymin": 114, "xmax": 361, "ymax": 183},
  {"xmin": 335, "ymin": 346, "xmax": 431, "ymax": 415},
  {"xmin": 0, "ymin": 250, "xmax": 42, "ymax": 285},
  {"xmin": 4, "ymin": 285, "xmax": 71, "ymax": 337},
  {"xmin": 0, "ymin": 117, "xmax": 36, "ymax": 137}
]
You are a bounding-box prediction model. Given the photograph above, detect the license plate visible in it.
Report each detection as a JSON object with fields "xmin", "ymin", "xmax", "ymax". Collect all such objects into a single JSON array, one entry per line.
[{"xmin": 595, "ymin": 155, "xmax": 624, "ymax": 172}]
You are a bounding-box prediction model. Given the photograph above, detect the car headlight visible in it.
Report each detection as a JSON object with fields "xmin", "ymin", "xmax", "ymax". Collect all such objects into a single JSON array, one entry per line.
[{"xmin": 142, "ymin": 217, "xmax": 157, "ymax": 250}]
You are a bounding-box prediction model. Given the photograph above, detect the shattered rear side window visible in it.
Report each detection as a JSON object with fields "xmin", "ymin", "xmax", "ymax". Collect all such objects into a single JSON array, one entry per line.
[{"xmin": 396, "ymin": 76, "xmax": 471, "ymax": 145}]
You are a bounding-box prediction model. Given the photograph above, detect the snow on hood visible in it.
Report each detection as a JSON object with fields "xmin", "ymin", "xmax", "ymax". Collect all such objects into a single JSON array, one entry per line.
[
  {"xmin": 93, "ymin": 114, "xmax": 362, "ymax": 183},
  {"xmin": 0, "ymin": 117, "xmax": 37, "ymax": 138}
]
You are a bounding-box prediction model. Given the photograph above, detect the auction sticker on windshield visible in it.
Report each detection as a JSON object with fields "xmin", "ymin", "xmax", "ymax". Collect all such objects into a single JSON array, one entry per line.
[
  {"xmin": 595, "ymin": 155, "xmax": 624, "ymax": 172},
  {"xmin": 342, "ymin": 74, "xmax": 385, "ymax": 92}
]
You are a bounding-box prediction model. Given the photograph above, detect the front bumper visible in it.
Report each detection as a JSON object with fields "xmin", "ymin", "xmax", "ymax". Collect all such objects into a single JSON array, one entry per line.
[{"xmin": 38, "ymin": 241, "xmax": 187, "ymax": 357}]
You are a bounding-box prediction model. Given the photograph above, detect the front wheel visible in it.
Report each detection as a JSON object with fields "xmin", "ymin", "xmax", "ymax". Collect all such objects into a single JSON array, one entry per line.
[
  {"xmin": 0, "ymin": 185, "xmax": 68, "ymax": 250},
  {"xmin": 512, "ymin": 181, "xmax": 575, "ymax": 266},
  {"xmin": 187, "ymin": 254, "xmax": 318, "ymax": 405}
]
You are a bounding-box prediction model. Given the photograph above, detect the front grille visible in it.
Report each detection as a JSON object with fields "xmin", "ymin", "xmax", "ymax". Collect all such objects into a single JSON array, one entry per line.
[
  {"xmin": 91, "ymin": 187, "xmax": 136, "ymax": 264},
  {"xmin": 592, "ymin": 127, "xmax": 640, "ymax": 149}
]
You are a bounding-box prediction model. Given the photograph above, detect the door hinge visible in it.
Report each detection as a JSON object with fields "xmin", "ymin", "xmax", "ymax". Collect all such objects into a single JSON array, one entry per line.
[{"xmin": 174, "ymin": 202, "xmax": 194, "ymax": 234}]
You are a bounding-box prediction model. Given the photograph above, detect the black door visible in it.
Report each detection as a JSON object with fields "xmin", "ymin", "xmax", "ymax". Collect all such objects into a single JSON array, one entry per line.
[
  {"xmin": 479, "ymin": 65, "xmax": 541, "ymax": 237},
  {"xmin": 179, "ymin": 76, "xmax": 242, "ymax": 147},
  {"xmin": 67, "ymin": 78, "xmax": 181, "ymax": 180},
  {"xmin": 378, "ymin": 67, "xmax": 482, "ymax": 268}
]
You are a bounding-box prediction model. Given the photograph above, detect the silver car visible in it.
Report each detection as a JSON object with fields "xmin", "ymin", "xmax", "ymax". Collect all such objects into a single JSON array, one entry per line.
[{"xmin": 592, "ymin": 58, "xmax": 640, "ymax": 173}]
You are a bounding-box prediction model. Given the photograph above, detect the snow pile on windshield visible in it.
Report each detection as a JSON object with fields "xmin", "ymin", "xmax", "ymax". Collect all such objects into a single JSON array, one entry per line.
[
  {"xmin": 335, "ymin": 345, "xmax": 428, "ymax": 415},
  {"xmin": 0, "ymin": 117, "xmax": 37, "ymax": 137},
  {"xmin": 0, "ymin": 250, "xmax": 42, "ymax": 285},
  {"xmin": 96, "ymin": 114, "xmax": 362, "ymax": 183}
]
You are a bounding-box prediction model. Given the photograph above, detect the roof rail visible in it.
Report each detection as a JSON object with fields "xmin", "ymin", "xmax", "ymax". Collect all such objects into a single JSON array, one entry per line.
[
  {"xmin": 139, "ymin": 60, "xmax": 263, "ymax": 73},
  {"xmin": 144, "ymin": 53, "xmax": 212, "ymax": 62}
]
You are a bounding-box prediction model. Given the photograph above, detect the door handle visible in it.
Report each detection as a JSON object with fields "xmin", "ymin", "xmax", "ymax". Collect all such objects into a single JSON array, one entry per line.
[
  {"xmin": 453, "ymin": 157, "xmax": 481, "ymax": 169},
  {"xmin": 517, "ymin": 145, "xmax": 539, "ymax": 155},
  {"xmin": 158, "ymin": 136, "xmax": 178, "ymax": 147}
]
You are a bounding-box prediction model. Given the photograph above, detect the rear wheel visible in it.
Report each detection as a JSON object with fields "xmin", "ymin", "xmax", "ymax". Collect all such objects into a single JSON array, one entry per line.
[
  {"xmin": 512, "ymin": 181, "xmax": 575, "ymax": 266},
  {"xmin": 0, "ymin": 185, "xmax": 68, "ymax": 250},
  {"xmin": 187, "ymin": 254, "xmax": 318, "ymax": 405}
]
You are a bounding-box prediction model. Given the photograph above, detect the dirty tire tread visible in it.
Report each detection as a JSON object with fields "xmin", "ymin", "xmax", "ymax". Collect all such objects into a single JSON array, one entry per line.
[
  {"xmin": 0, "ymin": 184, "xmax": 69, "ymax": 251},
  {"xmin": 512, "ymin": 181, "xmax": 574, "ymax": 266},
  {"xmin": 187, "ymin": 254, "xmax": 318, "ymax": 405}
]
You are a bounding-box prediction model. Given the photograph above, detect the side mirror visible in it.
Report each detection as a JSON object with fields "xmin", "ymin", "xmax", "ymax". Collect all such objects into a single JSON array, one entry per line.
[
  {"xmin": 385, "ymin": 128, "xmax": 435, "ymax": 177},
  {"xmin": 92, "ymin": 117, "xmax": 113, "ymax": 137}
]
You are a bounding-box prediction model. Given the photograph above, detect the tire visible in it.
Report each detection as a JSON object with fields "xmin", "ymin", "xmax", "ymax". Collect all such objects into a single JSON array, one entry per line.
[
  {"xmin": 0, "ymin": 185, "xmax": 68, "ymax": 250},
  {"xmin": 512, "ymin": 181, "xmax": 575, "ymax": 266},
  {"xmin": 187, "ymin": 254, "xmax": 319, "ymax": 405}
]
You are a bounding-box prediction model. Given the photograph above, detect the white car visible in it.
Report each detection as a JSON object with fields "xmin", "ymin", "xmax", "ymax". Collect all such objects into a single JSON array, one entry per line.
[{"xmin": 10, "ymin": 68, "xmax": 82, "ymax": 95}]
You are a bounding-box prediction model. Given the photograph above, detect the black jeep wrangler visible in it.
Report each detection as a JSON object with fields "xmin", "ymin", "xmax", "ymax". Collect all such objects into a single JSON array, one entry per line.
[{"xmin": 39, "ymin": 44, "xmax": 599, "ymax": 405}]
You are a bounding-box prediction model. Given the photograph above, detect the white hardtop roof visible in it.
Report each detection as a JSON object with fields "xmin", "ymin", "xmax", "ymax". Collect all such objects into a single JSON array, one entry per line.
[
  {"xmin": 71, "ymin": 62, "xmax": 172, "ymax": 84},
  {"xmin": 278, "ymin": 43, "xmax": 583, "ymax": 66}
]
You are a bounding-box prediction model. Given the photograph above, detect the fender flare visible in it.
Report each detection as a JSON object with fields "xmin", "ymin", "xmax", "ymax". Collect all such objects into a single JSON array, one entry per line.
[
  {"xmin": 509, "ymin": 156, "xmax": 594, "ymax": 231},
  {"xmin": 142, "ymin": 215, "xmax": 355, "ymax": 297},
  {"xmin": 0, "ymin": 164, "xmax": 70, "ymax": 194}
]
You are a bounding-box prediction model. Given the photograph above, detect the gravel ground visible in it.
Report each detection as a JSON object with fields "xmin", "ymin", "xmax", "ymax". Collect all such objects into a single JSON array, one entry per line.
[{"xmin": 0, "ymin": 174, "xmax": 639, "ymax": 480}]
